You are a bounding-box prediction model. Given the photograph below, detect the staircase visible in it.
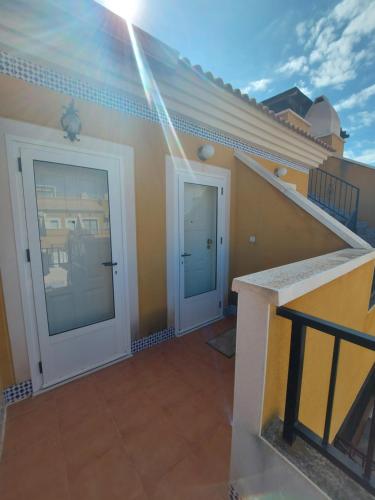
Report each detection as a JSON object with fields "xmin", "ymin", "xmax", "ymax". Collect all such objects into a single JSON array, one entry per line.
[{"xmin": 308, "ymin": 169, "xmax": 375, "ymax": 246}]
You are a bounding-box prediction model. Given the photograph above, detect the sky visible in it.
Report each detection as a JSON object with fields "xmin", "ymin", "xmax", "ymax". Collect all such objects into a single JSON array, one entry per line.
[{"xmin": 127, "ymin": 0, "xmax": 375, "ymax": 165}]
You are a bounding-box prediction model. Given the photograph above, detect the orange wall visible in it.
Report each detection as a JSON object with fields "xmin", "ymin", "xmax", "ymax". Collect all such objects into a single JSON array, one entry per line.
[
  {"xmin": 233, "ymin": 160, "xmax": 347, "ymax": 279},
  {"xmin": 276, "ymin": 110, "xmax": 311, "ymax": 135},
  {"xmin": 323, "ymin": 156, "xmax": 375, "ymax": 228},
  {"xmin": 0, "ymin": 272, "xmax": 15, "ymax": 390},
  {"xmin": 253, "ymin": 156, "xmax": 309, "ymax": 196},
  {"xmin": 263, "ymin": 261, "xmax": 375, "ymax": 442},
  {"xmin": 0, "ymin": 74, "xmax": 348, "ymax": 343}
]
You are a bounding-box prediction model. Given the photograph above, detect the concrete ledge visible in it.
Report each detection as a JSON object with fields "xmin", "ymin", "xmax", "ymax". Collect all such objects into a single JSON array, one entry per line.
[
  {"xmin": 233, "ymin": 248, "xmax": 375, "ymax": 306},
  {"xmin": 235, "ymin": 150, "xmax": 371, "ymax": 250}
]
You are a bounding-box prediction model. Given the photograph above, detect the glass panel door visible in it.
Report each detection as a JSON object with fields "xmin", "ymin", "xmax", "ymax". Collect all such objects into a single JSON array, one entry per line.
[
  {"xmin": 183, "ymin": 182, "xmax": 218, "ymax": 298},
  {"xmin": 33, "ymin": 161, "xmax": 115, "ymax": 335}
]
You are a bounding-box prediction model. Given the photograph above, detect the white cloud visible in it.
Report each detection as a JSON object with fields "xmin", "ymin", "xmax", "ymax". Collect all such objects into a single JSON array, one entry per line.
[
  {"xmin": 296, "ymin": 80, "xmax": 313, "ymax": 98},
  {"xmin": 278, "ymin": 56, "xmax": 309, "ymax": 75},
  {"xmin": 241, "ymin": 78, "xmax": 272, "ymax": 93},
  {"xmin": 296, "ymin": 21, "xmax": 307, "ymax": 44},
  {"xmin": 348, "ymin": 110, "xmax": 375, "ymax": 130},
  {"xmin": 331, "ymin": 0, "xmax": 366, "ymax": 23},
  {"xmin": 282, "ymin": 0, "xmax": 375, "ymax": 89},
  {"xmin": 347, "ymin": 148, "xmax": 375, "ymax": 165},
  {"xmin": 335, "ymin": 84, "xmax": 375, "ymax": 110}
]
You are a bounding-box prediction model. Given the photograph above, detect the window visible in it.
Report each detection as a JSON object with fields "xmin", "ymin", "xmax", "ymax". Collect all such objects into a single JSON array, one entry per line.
[
  {"xmin": 65, "ymin": 218, "xmax": 77, "ymax": 231},
  {"xmin": 36, "ymin": 185, "xmax": 56, "ymax": 198},
  {"xmin": 82, "ymin": 218, "xmax": 99, "ymax": 234},
  {"xmin": 45, "ymin": 218, "xmax": 61, "ymax": 230},
  {"xmin": 369, "ymin": 271, "xmax": 375, "ymax": 309}
]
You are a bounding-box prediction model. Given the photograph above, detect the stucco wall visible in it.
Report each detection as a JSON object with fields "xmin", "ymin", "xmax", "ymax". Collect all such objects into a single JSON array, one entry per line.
[
  {"xmin": 0, "ymin": 74, "xmax": 349, "ymax": 382},
  {"xmin": 233, "ymin": 160, "xmax": 347, "ymax": 279},
  {"xmin": 323, "ymin": 156, "xmax": 375, "ymax": 229},
  {"xmin": 0, "ymin": 272, "xmax": 15, "ymax": 390},
  {"xmin": 263, "ymin": 261, "xmax": 375, "ymax": 442},
  {"xmin": 277, "ymin": 110, "xmax": 311, "ymax": 135}
]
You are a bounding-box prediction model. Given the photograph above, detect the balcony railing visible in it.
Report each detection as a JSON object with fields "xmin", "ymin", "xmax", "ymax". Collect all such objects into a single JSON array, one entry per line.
[
  {"xmin": 277, "ymin": 306, "xmax": 375, "ymax": 494},
  {"xmin": 308, "ymin": 169, "xmax": 360, "ymax": 232}
]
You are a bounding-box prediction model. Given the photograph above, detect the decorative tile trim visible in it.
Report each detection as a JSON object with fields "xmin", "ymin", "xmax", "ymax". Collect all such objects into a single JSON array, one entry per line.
[
  {"xmin": 131, "ymin": 327, "xmax": 175, "ymax": 353},
  {"xmin": 4, "ymin": 380, "xmax": 33, "ymax": 404},
  {"xmin": 0, "ymin": 50, "xmax": 309, "ymax": 174},
  {"xmin": 228, "ymin": 484, "xmax": 240, "ymax": 500},
  {"xmin": 3, "ymin": 326, "xmax": 176, "ymax": 403}
]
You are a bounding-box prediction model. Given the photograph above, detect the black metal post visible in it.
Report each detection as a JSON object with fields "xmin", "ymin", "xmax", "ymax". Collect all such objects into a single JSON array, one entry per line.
[
  {"xmin": 364, "ymin": 398, "xmax": 375, "ymax": 481},
  {"xmin": 323, "ymin": 337, "xmax": 341, "ymax": 446},
  {"xmin": 283, "ymin": 321, "xmax": 306, "ymax": 445}
]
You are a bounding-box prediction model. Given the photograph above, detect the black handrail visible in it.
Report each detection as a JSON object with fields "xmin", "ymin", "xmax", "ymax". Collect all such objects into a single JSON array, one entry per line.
[
  {"xmin": 277, "ymin": 306, "xmax": 375, "ymax": 494},
  {"xmin": 308, "ymin": 169, "xmax": 360, "ymax": 232}
]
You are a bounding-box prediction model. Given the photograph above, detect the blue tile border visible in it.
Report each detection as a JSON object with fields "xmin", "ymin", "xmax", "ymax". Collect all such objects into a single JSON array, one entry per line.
[
  {"xmin": 0, "ymin": 50, "xmax": 308, "ymax": 174},
  {"xmin": 4, "ymin": 380, "xmax": 33, "ymax": 404},
  {"xmin": 131, "ymin": 326, "xmax": 175, "ymax": 353},
  {"xmin": 228, "ymin": 484, "xmax": 240, "ymax": 499},
  {"xmin": 3, "ymin": 326, "xmax": 176, "ymax": 404}
]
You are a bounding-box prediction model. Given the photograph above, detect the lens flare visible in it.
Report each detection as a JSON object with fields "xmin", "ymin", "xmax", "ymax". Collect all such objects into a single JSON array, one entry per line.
[{"xmin": 99, "ymin": 0, "xmax": 138, "ymax": 22}]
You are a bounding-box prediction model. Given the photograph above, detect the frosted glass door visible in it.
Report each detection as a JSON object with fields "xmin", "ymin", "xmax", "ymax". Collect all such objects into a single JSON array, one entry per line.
[
  {"xmin": 183, "ymin": 183, "xmax": 218, "ymax": 298},
  {"xmin": 178, "ymin": 175, "xmax": 224, "ymax": 334},
  {"xmin": 21, "ymin": 145, "xmax": 130, "ymax": 388},
  {"xmin": 34, "ymin": 161, "xmax": 115, "ymax": 335}
]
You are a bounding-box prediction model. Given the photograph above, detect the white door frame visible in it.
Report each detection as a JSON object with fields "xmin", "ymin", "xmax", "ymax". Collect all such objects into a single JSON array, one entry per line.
[
  {"xmin": 2, "ymin": 119, "xmax": 138, "ymax": 393},
  {"xmin": 166, "ymin": 155, "xmax": 230, "ymax": 335}
]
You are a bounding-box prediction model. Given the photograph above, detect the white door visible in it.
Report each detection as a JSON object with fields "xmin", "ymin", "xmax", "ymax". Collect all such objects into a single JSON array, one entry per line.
[
  {"xmin": 178, "ymin": 173, "xmax": 224, "ymax": 333},
  {"xmin": 21, "ymin": 146, "xmax": 130, "ymax": 387}
]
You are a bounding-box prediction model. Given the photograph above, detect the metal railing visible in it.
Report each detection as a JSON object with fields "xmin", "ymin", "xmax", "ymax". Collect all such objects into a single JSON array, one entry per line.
[
  {"xmin": 308, "ymin": 169, "xmax": 360, "ymax": 232},
  {"xmin": 277, "ymin": 306, "xmax": 375, "ymax": 494}
]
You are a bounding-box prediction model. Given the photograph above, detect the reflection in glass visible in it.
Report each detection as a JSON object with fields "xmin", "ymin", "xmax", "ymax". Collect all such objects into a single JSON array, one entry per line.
[
  {"xmin": 34, "ymin": 161, "xmax": 115, "ymax": 335},
  {"xmin": 184, "ymin": 183, "xmax": 218, "ymax": 298}
]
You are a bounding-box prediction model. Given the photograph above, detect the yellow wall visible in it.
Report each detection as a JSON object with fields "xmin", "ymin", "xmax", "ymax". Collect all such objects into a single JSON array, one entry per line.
[
  {"xmin": 263, "ymin": 261, "xmax": 375, "ymax": 442},
  {"xmin": 232, "ymin": 160, "xmax": 347, "ymax": 279},
  {"xmin": 319, "ymin": 134, "xmax": 344, "ymax": 156},
  {"xmin": 323, "ymin": 156, "xmax": 375, "ymax": 229},
  {"xmin": 276, "ymin": 110, "xmax": 311, "ymax": 135},
  {"xmin": 252, "ymin": 156, "xmax": 309, "ymax": 197},
  {"xmin": 0, "ymin": 272, "xmax": 15, "ymax": 390},
  {"xmin": 0, "ymin": 74, "xmax": 348, "ymax": 346}
]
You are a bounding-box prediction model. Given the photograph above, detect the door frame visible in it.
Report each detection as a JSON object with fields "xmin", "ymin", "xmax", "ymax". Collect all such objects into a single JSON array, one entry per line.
[
  {"xmin": 166, "ymin": 155, "xmax": 230, "ymax": 335},
  {"xmin": 3, "ymin": 119, "xmax": 138, "ymax": 393}
]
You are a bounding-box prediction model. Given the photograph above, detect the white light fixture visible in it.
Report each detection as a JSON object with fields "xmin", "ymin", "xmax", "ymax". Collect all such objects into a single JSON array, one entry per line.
[
  {"xmin": 274, "ymin": 166, "xmax": 288, "ymax": 178},
  {"xmin": 197, "ymin": 144, "xmax": 215, "ymax": 161}
]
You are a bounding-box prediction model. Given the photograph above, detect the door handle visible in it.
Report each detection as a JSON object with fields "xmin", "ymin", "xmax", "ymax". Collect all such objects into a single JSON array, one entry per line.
[
  {"xmin": 181, "ymin": 253, "xmax": 191, "ymax": 257},
  {"xmin": 102, "ymin": 261, "xmax": 118, "ymax": 267}
]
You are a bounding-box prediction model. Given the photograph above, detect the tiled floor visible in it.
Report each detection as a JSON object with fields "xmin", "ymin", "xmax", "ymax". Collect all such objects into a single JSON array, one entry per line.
[{"xmin": 0, "ymin": 317, "xmax": 235, "ymax": 500}]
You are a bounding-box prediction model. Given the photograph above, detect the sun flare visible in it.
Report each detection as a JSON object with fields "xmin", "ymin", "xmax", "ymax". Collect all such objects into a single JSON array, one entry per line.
[{"xmin": 99, "ymin": 0, "xmax": 138, "ymax": 22}]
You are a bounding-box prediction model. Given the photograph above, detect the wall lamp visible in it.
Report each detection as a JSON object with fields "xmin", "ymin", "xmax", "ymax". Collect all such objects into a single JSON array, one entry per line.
[
  {"xmin": 274, "ymin": 166, "xmax": 288, "ymax": 178},
  {"xmin": 60, "ymin": 100, "xmax": 82, "ymax": 142},
  {"xmin": 197, "ymin": 144, "xmax": 215, "ymax": 161}
]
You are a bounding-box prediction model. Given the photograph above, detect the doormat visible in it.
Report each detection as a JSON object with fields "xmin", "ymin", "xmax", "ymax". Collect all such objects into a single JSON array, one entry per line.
[{"xmin": 207, "ymin": 328, "xmax": 236, "ymax": 358}]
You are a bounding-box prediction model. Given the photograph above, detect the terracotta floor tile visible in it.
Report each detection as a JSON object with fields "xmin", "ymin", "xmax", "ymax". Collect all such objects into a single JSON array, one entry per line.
[
  {"xmin": 3, "ymin": 402, "xmax": 60, "ymax": 460},
  {"xmin": 61, "ymin": 410, "xmax": 120, "ymax": 474},
  {"xmin": 144, "ymin": 374, "xmax": 197, "ymax": 410},
  {"xmin": 6, "ymin": 390, "xmax": 57, "ymax": 420},
  {"xmin": 109, "ymin": 387, "xmax": 166, "ymax": 438},
  {"xmin": 150, "ymin": 453, "xmax": 228, "ymax": 500},
  {"xmin": 192, "ymin": 423, "xmax": 232, "ymax": 483},
  {"xmin": 123, "ymin": 416, "xmax": 193, "ymax": 494},
  {"xmin": 0, "ymin": 437, "xmax": 70, "ymax": 500},
  {"xmin": 1, "ymin": 317, "xmax": 235, "ymax": 500},
  {"xmin": 165, "ymin": 392, "xmax": 226, "ymax": 447},
  {"xmin": 69, "ymin": 445, "xmax": 147, "ymax": 500}
]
